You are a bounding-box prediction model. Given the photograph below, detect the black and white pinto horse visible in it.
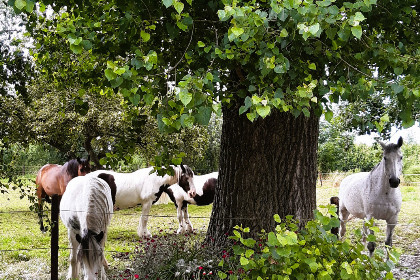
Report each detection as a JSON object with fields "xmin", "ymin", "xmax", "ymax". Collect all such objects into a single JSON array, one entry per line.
[
  {"xmin": 88, "ymin": 164, "xmax": 195, "ymax": 238},
  {"xmin": 60, "ymin": 173, "xmax": 116, "ymax": 280},
  {"xmin": 333, "ymin": 137, "xmax": 403, "ymax": 256},
  {"xmin": 165, "ymin": 172, "xmax": 218, "ymax": 234}
]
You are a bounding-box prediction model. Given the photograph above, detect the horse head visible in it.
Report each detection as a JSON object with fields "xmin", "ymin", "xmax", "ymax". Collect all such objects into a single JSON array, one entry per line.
[
  {"xmin": 177, "ymin": 163, "xmax": 196, "ymax": 198},
  {"xmin": 77, "ymin": 156, "xmax": 91, "ymax": 176},
  {"xmin": 378, "ymin": 137, "xmax": 403, "ymax": 188}
]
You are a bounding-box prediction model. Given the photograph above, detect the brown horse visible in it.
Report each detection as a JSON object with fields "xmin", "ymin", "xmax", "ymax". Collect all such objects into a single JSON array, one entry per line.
[{"xmin": 36, "ymin": 157, "xmax": 91, "ymax": 232}]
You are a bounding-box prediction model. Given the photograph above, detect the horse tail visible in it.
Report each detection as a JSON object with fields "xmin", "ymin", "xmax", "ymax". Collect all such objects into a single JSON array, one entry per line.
[
  {"xmin": 76, "ymin": 229, "xmax": 104, "ymax": 271},
  {"xmin": 330, "ymin": 196, "xmax": 339, "ymax": 237},
  {"xmin": 153, "ymin": 184, "xmax": 170, "ymax": 204}
]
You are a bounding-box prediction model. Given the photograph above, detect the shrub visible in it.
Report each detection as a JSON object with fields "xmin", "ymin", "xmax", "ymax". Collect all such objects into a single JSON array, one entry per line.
[{"xmin": 218, "ymin": 205, "xmax": 400, "ymax": 280}]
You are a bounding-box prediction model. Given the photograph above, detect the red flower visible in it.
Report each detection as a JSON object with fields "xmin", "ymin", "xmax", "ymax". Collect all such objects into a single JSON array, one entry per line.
[
  {"xmin": 134, "ymin": 274, "xmax": 139, "ymax": 279},
  {"xmin": 199, "ymin": 266, "xmax": 203, "ymax": 270},
  {"xmin": 228, "ymin": 270, "xmax": 233, "ymax": 274}
]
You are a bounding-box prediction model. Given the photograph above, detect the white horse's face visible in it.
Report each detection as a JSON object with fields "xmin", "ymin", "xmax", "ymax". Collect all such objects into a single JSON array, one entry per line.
[{"xmin": 379, "ymin": 137, "xmax": 403, "ymax": 188}]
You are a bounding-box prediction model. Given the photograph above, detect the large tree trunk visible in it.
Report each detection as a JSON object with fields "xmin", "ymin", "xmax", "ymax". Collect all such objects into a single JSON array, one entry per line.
[{"xmin": 206, "ymin": 100, "xmax": 319, "ymax": 246}]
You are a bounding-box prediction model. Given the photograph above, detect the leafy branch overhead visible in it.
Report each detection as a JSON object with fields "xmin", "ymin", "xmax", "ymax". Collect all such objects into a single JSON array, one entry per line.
[{"xmin": 10, "ymin": 0, "xmax": 419, "ymax": 131}]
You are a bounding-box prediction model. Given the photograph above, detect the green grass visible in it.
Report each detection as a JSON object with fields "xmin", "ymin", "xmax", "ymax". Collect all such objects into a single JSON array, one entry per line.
[{"xmin": 0, "ymin": 179, "xmax": 419, "ymax": 279}]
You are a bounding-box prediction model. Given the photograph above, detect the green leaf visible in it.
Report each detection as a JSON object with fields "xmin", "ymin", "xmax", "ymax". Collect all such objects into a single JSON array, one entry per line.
[
  {"xmin": 302, "ymin": 107, "xmax": 310, "ymax": 117},
  {"xmin": 174, "ymin": 1, "xmax": 184, "ymax": 13},
  {"xmin": 197, "ymin": 41, "xmax": 205, "ymax": 47},
  {"xmin": 394, "ymin": 67, "xmax": 403, "ymax": 75},
  {"xmin": 144, "ymin": 93, "xmax": 155, "ymax": 105},
  {"xmin": 25, "ymin": 0, "xmax": 34, "ymax": 12},
  {"xmin": 99, "ymin": 157, "xmax": 107, "ymax": 165},
  {"xmin": 196, "ymin": 106, "xmax": 212, "ymax": 125},
  {"xmin": 240, "ymin": 256, "xmax": 249, "ymax": 265},
  {"xmin": 309, "ymin": 23, "xmax": 320, "ymax": 35},
  {"xmin": 206, "ymin": 72, "xmax": 213, "ymax": 81},
  {"xmin": 105, "ymin": 69, "xmax": 117, "ymax": 81},
  {"xmin": 354, "ymin": 12, "xmax": 366, "ymax": 22},
  {"xmin": 141, "ymin": 30, "xmax": 151, "ymax": 42},
  {"xmin": 280, "ymin": 28, "xmax": 288, "ymax": 37},
  {"xmin": 351, "ymin": 25, "xmax": 362, "ymax": 39},
  {"xmin": 246, "ymin": 111, "xmax": 257, "ymax": 122},
  {"xmin": 256, "ymin": 105, "xmax": 271, "ymax": 118},
  {"xmin": 81, "ymin": 40, "xmax": 92, "ymax": 50},
  {"xmin": 162, "ymin": 0, "xmax": 173, "ymax": 8},
  {"xmin": 70, "ymin": 44, "xmax": 83, "ymax": 54},
  {"xmin": 391, "ymin": 83, "xmax": 404, "ymax": 94},
  {"xmin": 325, "ymin": 110, "xmax": 333, "ymax": 122},
  {"xmin": 274, "ymin": 214, "xmax": 281, "ymax": 223},
  {"xmin": 15, "ymin": 0, "xmax": 26, "ymax": 10},
  {"xmin": 181, "ymin": 114, "xmax": 194, "ymax": 128},
  {"xmin": 308, "ymin": 63, "xmax": 316, "ymax": 70},
  {"xmin": 245, "ymin": 249, "xmax": 254, "ymax": 258},
  {"xmin": 231, "ymin": 26, "xmax": 244, "ymax": 37},
  {"xmin": 129, "ymin": 94, "xmax": 141, "ymax": 106},
  {"xmin": 110, "ymin": 77, "xmax": 123, "ymax": 88},
  {"xmin": 114, "ymin": 67, "xmax": 126, "ymax": 75},
  {"xmin": 179, "ymin": 89, "xmax": 192, "ymax": 106},
  {"xmin": 218, "ymin": 271, "xmax": 227, "ymax": 279}
]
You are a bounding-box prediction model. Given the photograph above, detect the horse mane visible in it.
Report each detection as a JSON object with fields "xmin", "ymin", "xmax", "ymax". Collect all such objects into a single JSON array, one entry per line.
[
  {"xmin": 97, "ymin": 173, "xmax": 117, "ymax": 205},
  {"xmin": 66, "ymin": 159, "xmax": 80, "ymax": 178},
  {"xmin": 76, "ymin": 229, "xmax": 104, "ymax": 271}
]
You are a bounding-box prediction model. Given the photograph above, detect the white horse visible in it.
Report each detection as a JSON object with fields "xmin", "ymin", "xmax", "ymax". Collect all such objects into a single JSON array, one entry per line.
[
  {"xmin": 60, "ymin": 173, "xmax": 117, "ymax": 280},
  {"xmin": 88, "ymin": 164, "xmax": 195, "ymax": 238},
  {"xmin": 336, "ymin": 137, "xmax": 403, "ymax": 256},
  {"xmin": 165, "ymin": 172, "xmax": 218, "ymax": 234}
]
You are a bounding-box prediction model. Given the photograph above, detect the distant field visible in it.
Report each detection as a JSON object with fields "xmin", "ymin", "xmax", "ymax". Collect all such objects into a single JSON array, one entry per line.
[{"xmin": 0, "ymin": 177, "xmax": 418, "ymax": 279}]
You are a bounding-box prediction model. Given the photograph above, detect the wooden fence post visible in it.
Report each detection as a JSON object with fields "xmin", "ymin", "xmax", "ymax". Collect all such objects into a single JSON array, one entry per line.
[{"xmin": 51, "ymin": 194, "xmax": 61, "ymax": 280}]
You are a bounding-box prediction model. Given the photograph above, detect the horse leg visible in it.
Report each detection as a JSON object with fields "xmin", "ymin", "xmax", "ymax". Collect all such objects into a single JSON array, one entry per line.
[
  {"xmin": 67, "ymin": 232, "xmax": 80, "ymax": 279},
  {"xmin": 182, "ymin": 203, "xmax": 193, "ymax": 233},
  {"xmin": 176, "ymin": 200, "xmax": 185, "ymax": 234},
  {"xmin": 138, "ymin": 201, "xmax": 152, "ymax": 238},
  {"xmin": 364, "ymin": 217, "xmax": 376, "ymax": 257},
  {"xmin": 36, "ymin": 186, "xmax": 46, "ymax": 232},
  {"xmin": 384, "ymin": 217, "xmax": 397, "ymax": 260},
  {"xmin": 339, "ymin": 206, "xmax": 350, "ymax": 238}
]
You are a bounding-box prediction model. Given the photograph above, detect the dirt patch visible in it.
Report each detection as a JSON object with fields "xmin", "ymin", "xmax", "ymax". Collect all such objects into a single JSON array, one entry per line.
[{"xmin": 393, "ymin": 239, "xmax": 420, "ymax": 280}]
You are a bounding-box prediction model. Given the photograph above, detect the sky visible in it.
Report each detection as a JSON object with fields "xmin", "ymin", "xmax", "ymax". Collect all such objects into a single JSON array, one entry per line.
[{"xmin": 355, "ymin": 124, "xmax": 420, "ymax": 145}]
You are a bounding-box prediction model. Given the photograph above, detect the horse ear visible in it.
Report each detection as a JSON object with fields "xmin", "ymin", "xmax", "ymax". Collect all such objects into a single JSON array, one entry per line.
[
  {"xmin": 397, "ymin": 136, "xmax": 403, "ymax": 147},
  {"xmin": 377, "ymin": 140, "xmax": 386, "ymax": 149},
  {"xmin": 77, "ymin": 157, "xmax": 81, "ymax": 164},
  {"xmin": 76, "ymin": 234, "xmax": 82, "ymax": 243},
  {"xmin": 181, "ymin": 163, "xmax": 186, "ymax": 173},
  {"xmin": 94, "ymin": 231, "xmax": 104, "ymax": 243}
]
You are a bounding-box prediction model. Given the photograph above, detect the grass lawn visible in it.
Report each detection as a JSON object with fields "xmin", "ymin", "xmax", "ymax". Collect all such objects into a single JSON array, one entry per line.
[{"xmin": 0, "ymin": 179, "xmax": 418, "ymax": 279}]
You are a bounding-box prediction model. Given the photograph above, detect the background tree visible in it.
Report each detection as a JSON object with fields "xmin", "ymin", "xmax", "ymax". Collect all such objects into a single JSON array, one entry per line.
[{"xmin": 9, "ymin": 0, "xmax": 420, "ymax": 245}]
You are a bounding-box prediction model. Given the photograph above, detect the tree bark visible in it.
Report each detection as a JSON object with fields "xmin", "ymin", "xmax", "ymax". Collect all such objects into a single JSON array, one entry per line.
[{"xmin": 206, "ymin": 100, "xmax": 319, "ymax": 246}]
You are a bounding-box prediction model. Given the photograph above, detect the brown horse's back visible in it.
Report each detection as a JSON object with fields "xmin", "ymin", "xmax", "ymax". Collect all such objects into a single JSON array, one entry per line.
[{"xmin": 36, "ymin": 164, "xmax": 69, "ymax": 196}]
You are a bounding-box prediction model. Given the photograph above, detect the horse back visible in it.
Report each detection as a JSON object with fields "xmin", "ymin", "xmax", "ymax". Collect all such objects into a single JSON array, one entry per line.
[
  {"xmin": 36, "ymin": 164, "xmax": 68, "ymax": 196},
  {"xmin": 338, "ymin": 172, "xmax": 370, "ymax": 217}
]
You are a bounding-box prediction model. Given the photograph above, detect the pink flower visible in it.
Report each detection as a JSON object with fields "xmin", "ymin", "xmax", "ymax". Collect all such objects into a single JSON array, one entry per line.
[
  {"xmin": 199, "ymin": 266, "xmax": 203, "ymax": 270},
  {"xmin": 134, "ymin": 274, "xmax": 139, "ymax": 279}
]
